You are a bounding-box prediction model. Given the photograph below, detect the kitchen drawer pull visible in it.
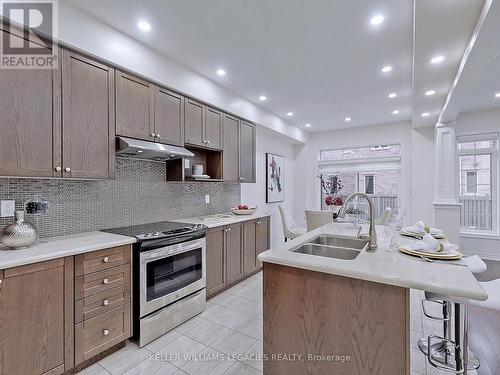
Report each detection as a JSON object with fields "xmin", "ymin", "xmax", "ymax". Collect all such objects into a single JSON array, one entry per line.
[
  {"xmin": 156, "ymin": 134, "xmax": 161, "ymax": 138},
  {"xmin": 103, "ymin": 299, "xmax": 109, "ymax": 306},
  {"xmin": 103, "ymin": 329, "xmax": 109, "ymax": 336},
  {"xmin": 150, "ymin": 133, "xmax": 156, "ymax": 138},
  {"xmin": 103, "ymin": 256, "xmax": 109, "ymax": 263},
  {"xmin": 55, "ymin": 166, "xmax": 62, "ymax": 172},
  {"xmin": 103, "ymin": 278, "xmax": 109, "ymax": 284},
  {"xmin": 64, "ymin": 167, "xmax": 71, "ymax": 173}
]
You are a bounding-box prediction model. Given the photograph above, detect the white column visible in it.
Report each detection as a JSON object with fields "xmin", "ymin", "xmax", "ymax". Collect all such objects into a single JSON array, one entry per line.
[{"xmin": 433, "ymin": 122, "xmax": 462, "ymax": 244}]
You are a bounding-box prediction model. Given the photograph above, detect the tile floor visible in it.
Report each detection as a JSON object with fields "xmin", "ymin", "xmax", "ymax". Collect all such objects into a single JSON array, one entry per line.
[{"xmin": 77, "ymin": 272, "xmax": 478, "ymax": 375}]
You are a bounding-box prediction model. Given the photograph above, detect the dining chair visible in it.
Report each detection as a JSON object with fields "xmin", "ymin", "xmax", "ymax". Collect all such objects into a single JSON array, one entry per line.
[
  {"xmin": 305, "ymin": 210, "xmax": 333, "ymax": 231},
  {"xmin": 279, "ymin": 205, "xmax": 307, "ymax": 242}
]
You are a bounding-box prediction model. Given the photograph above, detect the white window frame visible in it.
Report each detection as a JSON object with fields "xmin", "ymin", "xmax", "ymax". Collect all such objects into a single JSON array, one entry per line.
[{"xmin": 457, "ymin": 133, "xmax": 499, "ymax": 235}]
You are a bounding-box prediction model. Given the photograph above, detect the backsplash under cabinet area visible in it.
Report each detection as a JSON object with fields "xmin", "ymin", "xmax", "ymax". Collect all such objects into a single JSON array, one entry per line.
[{"xmin": 0, "ymin": 158, "xmax": 240, "ymax": 239}]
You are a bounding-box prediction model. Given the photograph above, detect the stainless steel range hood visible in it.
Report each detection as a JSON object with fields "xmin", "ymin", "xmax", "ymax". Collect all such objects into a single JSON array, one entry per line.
[{"xmin": 116, "ymin": 136, "xmax": 194, "ymax": 161}]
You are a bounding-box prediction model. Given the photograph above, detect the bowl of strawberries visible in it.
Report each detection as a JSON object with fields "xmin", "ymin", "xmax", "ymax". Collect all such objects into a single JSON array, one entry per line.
[{"xmin": 231, "ymin": 205, "xmax": 257, "ymax": 215}]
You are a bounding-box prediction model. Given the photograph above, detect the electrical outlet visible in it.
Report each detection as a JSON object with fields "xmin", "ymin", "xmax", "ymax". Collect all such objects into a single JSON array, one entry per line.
[
  {"xmin": 1, "ymin": 200, "xmax": 15, "ymax": 218},
  {"xmin": 205, "ymin": 195, "xmax": 210, "ymax": 204}
]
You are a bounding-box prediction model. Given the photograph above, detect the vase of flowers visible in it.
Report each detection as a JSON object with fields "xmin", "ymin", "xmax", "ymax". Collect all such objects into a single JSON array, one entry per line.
[{"xmin": 318, "ymin": 175, "xmax": 344, "ymax": 218}]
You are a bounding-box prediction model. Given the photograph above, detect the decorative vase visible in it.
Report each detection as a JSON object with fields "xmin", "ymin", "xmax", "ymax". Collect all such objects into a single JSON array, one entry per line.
[{"xmin": 1, "ymin": 211, "xmax": 37, "ymax": 249}]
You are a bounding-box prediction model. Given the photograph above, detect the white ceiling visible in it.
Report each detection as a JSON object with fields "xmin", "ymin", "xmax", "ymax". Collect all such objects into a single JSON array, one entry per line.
[
  {"xmin": 67, "ymin": 0, "xmax": 487, "ymax": 132},
  {"xmin": 412, "ymin": 0, "xmax": 485, "ymax": 127},
  {"xmin": 440, "ymin": 0, "xmax": 500, "ymax": 123}
]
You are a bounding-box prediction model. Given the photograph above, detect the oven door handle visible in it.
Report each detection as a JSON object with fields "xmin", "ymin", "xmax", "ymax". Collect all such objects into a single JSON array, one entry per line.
[{"xmin": 140, "ymin": 239, "xmax": 205, "ymax": 262}]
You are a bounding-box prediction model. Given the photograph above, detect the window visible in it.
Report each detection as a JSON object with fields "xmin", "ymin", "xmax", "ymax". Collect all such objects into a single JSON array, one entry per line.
[
  {"xmin": 364, "ymin": 175, "xmax": 374, "ymax": 194},
  {"xmin": 466, "ymin": 172, "xmax": 477, "ymax": 194},
  {"xmin": 318, "ymin": 144, "xmax": 401, "ymax": 220},
  {"xmin": 457, "ymin": 133, "xmax": 498, "ymax": 233}
]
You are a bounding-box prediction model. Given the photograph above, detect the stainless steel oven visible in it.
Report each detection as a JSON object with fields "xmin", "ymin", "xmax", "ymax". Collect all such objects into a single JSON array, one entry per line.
[
  {"xmin": 139, "ymin": 237, "xmax": 206, "ymax": 317},
  {"xmin": 102, "ymin": 221, "xmax": 207, "ymax": 347}
]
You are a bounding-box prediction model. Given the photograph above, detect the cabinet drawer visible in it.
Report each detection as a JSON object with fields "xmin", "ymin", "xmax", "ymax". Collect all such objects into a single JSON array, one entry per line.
[
  {"xmin": 75, "ymin": 245, "xmax": 131, "ymax": 277},
  {"xmin": 75, "ymin": 265, "xmax": 130, "ymax": 300},
  {"xmin": 75, "ymin": 285, "xmax": 130, "ymax": 324},
  {"xmin": 75, "ymin": 306, "xmax": 131, "ymax": 364}
]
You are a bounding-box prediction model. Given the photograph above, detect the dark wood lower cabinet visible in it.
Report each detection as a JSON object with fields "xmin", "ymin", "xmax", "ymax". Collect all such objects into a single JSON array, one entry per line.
[
  {"xmin": 0, "ymin": 258, "xmax": 74, "ymax": 375},
  {"xmin": 206, "ymin": 217, "xmax": 270, "ymax": 299},
  {"xmin": 206, "ymin": 226, "xmax": 226, "ymax": 297},
  {"xmin": 225, "ymin": 223, "xmax": 243, "ymax": 285},
  {"xmin": 0, "ymin": 245, "xmax": 132, "ymax": 375}
]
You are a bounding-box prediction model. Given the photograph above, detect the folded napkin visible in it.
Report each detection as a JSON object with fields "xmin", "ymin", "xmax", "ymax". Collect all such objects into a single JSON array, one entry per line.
[
  {"xmin": 403, "ymin": 221, "xmax": 444, "ymax": 236},
  {"xmin": 406, "ymin": 234, "xmax": 457, "ymax": 253}
]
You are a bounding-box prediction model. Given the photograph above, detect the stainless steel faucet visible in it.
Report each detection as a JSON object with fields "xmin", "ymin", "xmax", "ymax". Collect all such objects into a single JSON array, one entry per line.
[{"xmin": 337, "ymin": 192, "xmax": 377, "ymax": 251}]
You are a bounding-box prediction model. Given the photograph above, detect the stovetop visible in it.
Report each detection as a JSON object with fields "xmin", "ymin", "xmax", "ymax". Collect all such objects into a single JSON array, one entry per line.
[{"xmin": 102, "ymin": 221, "xmax": 206, "ymax": 241}]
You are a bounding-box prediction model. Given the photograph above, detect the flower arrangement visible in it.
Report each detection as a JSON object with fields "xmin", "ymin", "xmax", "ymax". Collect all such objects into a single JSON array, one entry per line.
[{"xmin": 318, "ymin": 175, "xmax": 344, "ymax": 207}]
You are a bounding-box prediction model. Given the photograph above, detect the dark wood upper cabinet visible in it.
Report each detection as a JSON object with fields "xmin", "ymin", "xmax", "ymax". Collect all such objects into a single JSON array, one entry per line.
[
  {"xmin": 154, "ymin": 88, "xmax": 184, "ymax": 146},
  {"xmin": 0, "ymin": 258, "xmax": 74, "ymax": 374},
  {"xmin": 0, "ymin": 30, "xmax": 61, "ymax": 178},
  {"xmin": 239, "ymin": 121, "xmax": 256, "ymax": 183},
  {"xmin": 184, "ymin": 98, "xmax": 205, "ymax": 146},
  {"xmin": 116, "ymin": 71, "xmax": 154, "ymax": 141},
  {"xmin": 243, "ymin": 220, "xmax": 258, "ymax": 275},
  {"xmin": 223, "ymin": 114, "xmax": 240, "ymax": 181},
  {"xmin": 225, "ymin": 222, "xmax": 243, "ymax": 285},
  {"xmin": 206, "ymin": 226, "xmax": 226, "ymax": 298},
  {"xmin": 61, "ymin": 50, "xmax": 115, "ymax": 179},
  {"xmin": 204, "ymin": 107, "xmax": 223, "ymax": 150}
]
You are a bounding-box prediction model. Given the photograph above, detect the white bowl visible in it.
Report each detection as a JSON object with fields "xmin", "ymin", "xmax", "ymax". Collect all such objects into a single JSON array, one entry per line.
[{"xmin": 231, "ymin": 207, "xmax": 257, "ymax": 215}]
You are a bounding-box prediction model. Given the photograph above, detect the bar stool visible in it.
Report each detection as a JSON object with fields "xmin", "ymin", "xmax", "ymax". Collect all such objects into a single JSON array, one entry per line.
[{"xmin": 418, "ymin": 256, "xmax": 487, "ymax": 374}]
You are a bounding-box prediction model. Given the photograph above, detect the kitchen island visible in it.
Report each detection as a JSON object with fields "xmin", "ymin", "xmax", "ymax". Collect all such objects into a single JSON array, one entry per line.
[{"xmin": 258, "ymin": 223, "xmax": 487, "ymax": 375}]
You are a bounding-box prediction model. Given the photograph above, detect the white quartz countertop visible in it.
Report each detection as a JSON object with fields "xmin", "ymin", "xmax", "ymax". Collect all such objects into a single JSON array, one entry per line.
[
  {"xmin": 258, "ymin": 223, "xmax": 487, "ymax": 301},
  {"xmin": 0, "ymin": 231, "xmax": 136, "ymax": 270},
  {"xmin": 172, "ymin": 211, "xmax": 271, "ymax": 228}
]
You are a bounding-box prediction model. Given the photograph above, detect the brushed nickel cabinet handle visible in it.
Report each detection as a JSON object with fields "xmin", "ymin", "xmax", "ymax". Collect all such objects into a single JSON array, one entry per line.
[
  {"xmin": 103, "ymin": 278, "xmax": 109, "ymax": 284},
  {"xmin": 103, "ymin": 299, "xmax": 109, "ymax": 306},
  {"xmin": 228, "ymin": 227, "xmax": 231, "ymax": 232},
  {"xmin": 156, "ymin": 134, "xmax": 161, "ymax": 138},
  {"xmin": 103, "ymin": 256, "xmax": 109, "ymax": 263},
  {"xmin": 150, "ymin": 133, "xmax": 156, "ymax": 138},
  {"xmin": 64, "ymin": 167, "xmax": 71, "ymax": 173},
  {"xmin": 55, "ymin": 166, "xmax": 62, "ymax": 172},
  {"xmin": 103, "ymin": 329, "xmax": 109, "ymax": 336},
  {"xmin": 257, "ymin": 221, "xmax": 262, "ymax": 225}
]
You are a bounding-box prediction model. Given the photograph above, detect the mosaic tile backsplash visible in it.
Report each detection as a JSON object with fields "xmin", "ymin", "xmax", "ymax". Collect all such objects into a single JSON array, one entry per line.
[{"xmin": 0, "ymin": 158, "xmax": 240, "ymax": 238}]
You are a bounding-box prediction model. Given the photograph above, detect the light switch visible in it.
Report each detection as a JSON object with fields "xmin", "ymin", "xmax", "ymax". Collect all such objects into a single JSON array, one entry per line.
[
  {"xmin": 1, "ymin": 200, "xmax": 15, "ymax": 217},
  {"xmin": 205, "ymin": 195, "xmax": 210, "ymax": 204}
]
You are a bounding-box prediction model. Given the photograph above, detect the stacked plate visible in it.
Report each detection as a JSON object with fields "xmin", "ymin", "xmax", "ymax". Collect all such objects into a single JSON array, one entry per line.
[{"xmin": 399, "ymin": 241, "xmax": 463, "ymax": 260}]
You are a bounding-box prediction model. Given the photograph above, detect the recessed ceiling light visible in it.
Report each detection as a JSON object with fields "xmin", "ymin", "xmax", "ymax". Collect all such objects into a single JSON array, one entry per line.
[
  {"xmin": 425, "ymin": 90, "xmax": 436, "ymax": 96},
  {"xmin": 430, "ymin": 55, "xmax": 445, "ymax": 64},
  {"xmin": 305, "ymin": 123, "xmax": 311, "ymax": 127},
  {"xmin": 381, "ymin": 65, "xmax": 393, "ymax": 73},
  {"xmin": 287, "ymin": 112, "xmax": 294, "ymax": 116},
  {"xmin": 370, "ymin": 14, "xmax": 385, "ymax": 26},
  {"xmin": 388, "ymin": 92, "xmax": 397, "ymax": 99},
  {"xmin": 392, "ymin": 110, "xmax": 400, "ymax": 115},
  {"xmin": 495, "ymin": 92, "xmax": 500, "ymax": 98},
  {"xmin": 259, "ymin": 95, "xmax": 267, "ymax": 101},
  {"xmin": 421, "ymin": 112, "xmax": 430, "ymax": 117},
  {"xmin": 345, "ymin": 117, "xmax": 351, "ymax": 122},
  {"xmin": 137, "ymin": 20, "xmax": 151, "ymax": 32},
  {"xmin": 216, "ymin": 68, "xmax": 226, "ymax": 76}
]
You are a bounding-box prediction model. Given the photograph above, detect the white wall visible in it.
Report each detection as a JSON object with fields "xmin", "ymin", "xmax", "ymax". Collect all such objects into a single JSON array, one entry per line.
[
  {"xmin": 454, "ymin": 108, "xmax": 500, "ymax": 260},
  {"xmin": 241, "ymin": 126, "xmax": 297, "ymax": 248},
  {"xmin": 54, "ymin": 1, "xmax": 306, "ymax": 144},
  {"xmin": 410, "ymin": 127, "xmax": 435, "ymax": 224},
  {"xmin": 293, "ymin": 122, "xmax": 414, "ymax": 226}
]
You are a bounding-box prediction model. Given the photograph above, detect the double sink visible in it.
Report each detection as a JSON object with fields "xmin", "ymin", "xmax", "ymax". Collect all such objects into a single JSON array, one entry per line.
[{"xmin": 292, "ymin": 234, "xmax": 369, "ymax": 260}]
